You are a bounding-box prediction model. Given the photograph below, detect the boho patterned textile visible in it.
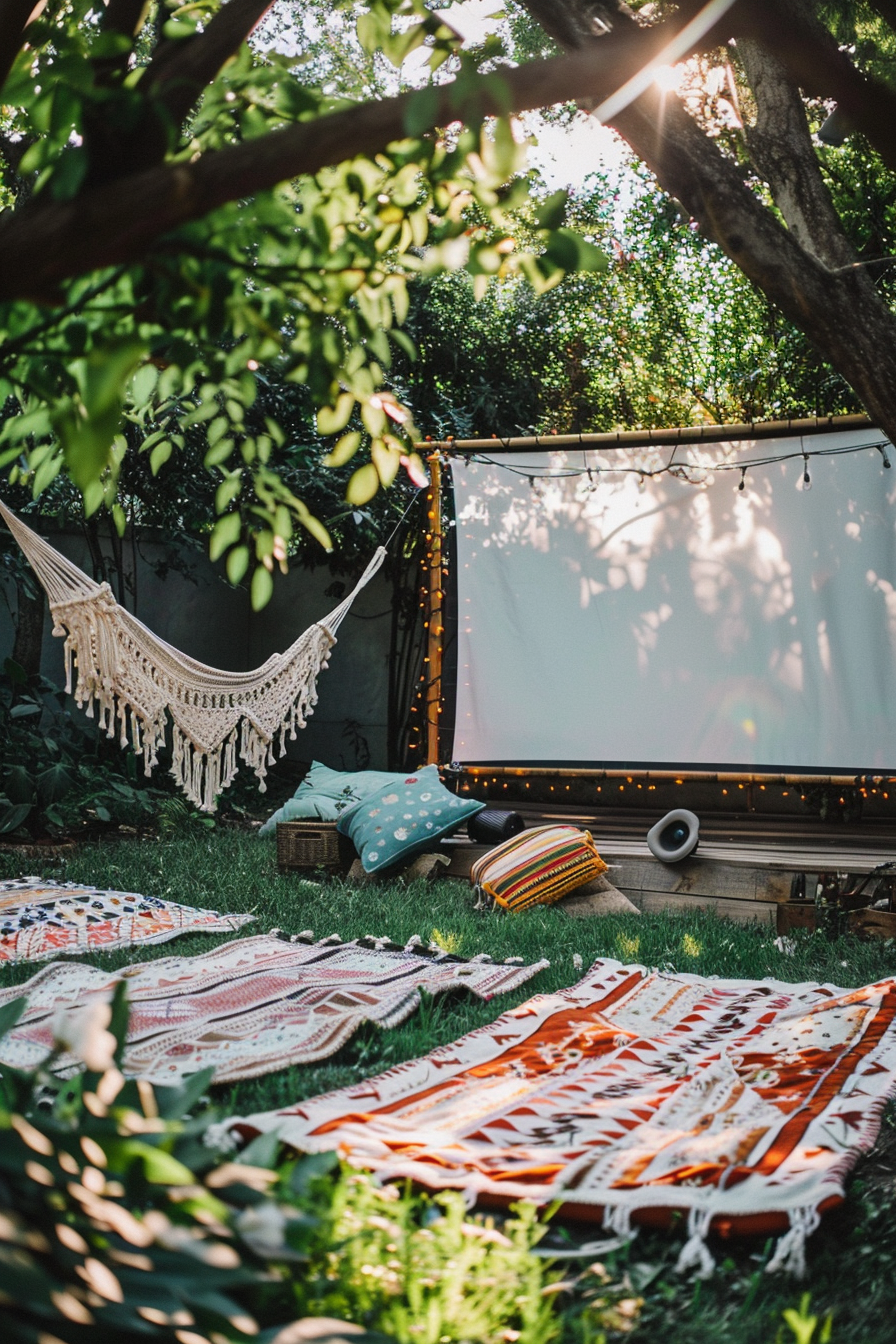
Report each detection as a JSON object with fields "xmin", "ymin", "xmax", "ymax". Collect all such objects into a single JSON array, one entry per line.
[
  {"xmin": 337, "ymin": 765, "xmax": 484, "ymax": 872},
  {"xmin": 0, "ymin": 933, "xmax": 549, "ymax": 1083},
  {"xmin": 228, "ymin": 959, "xmax": 896, "ymax": 1275},
  {"xmin": 0, "ymin": 878, "xmax": 253, "ymax": 964},
  {"xmin": 0, "ymin": 498, "xmax": 385, "ymax": 811},
  {"xmin": 471, "ymin": 825, "xmax": 608, "ymax": 912}
]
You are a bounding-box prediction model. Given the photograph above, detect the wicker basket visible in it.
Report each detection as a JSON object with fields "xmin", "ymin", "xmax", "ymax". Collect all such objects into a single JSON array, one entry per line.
[{"xmin": 276, "ymin": 821, "xmax": 352, "ymax": 871}]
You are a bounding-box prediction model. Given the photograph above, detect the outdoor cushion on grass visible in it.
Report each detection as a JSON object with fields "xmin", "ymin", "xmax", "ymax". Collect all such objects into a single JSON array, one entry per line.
[
  {"xmin": 471, "ymin": 824, "xmax": 608, "ymax": 912},
  {"xmin": 259, "ymin": 763, "xmax": 403, "ymax": 834},
  {"xmin": 226, "ymin": 959, "xmax": 896, "ymax": 1276},
  {"xmin": 337, "ymin": 765, "xmax": 484, "ymax": 873}
]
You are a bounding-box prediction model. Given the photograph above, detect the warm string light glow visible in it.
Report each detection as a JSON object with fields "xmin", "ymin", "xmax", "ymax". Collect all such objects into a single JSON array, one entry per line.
[{"xmin": 462, "ymin": 435, "xmax": 893, "ymax": 492}]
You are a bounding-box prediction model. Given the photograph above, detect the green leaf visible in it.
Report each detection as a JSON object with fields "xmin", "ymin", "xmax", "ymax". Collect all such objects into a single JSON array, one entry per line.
[
  {"xmin": 4, "ymin": 764, "xmax": 34, "ymax": 800},
  {"xmin": 346, "ymin": 462, "xmax": 380, "ymax": 506},
  {"xmin": 536, "ymin": 189, "xmax": 569, "ymax": 231},
  {"xmin": 204, "ymin": 437, "xmax": 235, "ymax": 468},
  {"xmin": 153, "ymin": 1066, "xmax": 215, "ymax": 1121},
  {"xmin": 0, "ymin": 803, "xmax": 31, "ymax": 835},
  {"xmin": 36, "ymin": 763, "xmax": 73, "ymax": 804},
  {"xmin": 317, "ymin": 392, "xmax": 355, "ymax": 436},
  {"xmin": 404, "ymin": 84, "xmax": 440, "ymax": 138},
  {"xmin": 227, "ymin": 545, "xmax": 250, "ymax": 585},
  {"xmin": 150, "ymin": 440, "xmax": 173, "ymax": 475},
  {"xmin": 322, "ymin": 430, "xmax": 361, "ymax": 468},
  {"xmin": 79, "ymin": 338, "xmax": 147, "ymax": 419},
  {"xmin": 251, "ymin": 565, "xmax": 274, "ymax": 610},
  {"xmin": 209, "ymin": 511, "xmax": 241, "ymax": 561},
  {"xmin": 0, "ymin": 997, "xmax": 26, "ymax": 1043},
  {"xmin": 543, "ymin": 228, "xmax": 607, "ymax": 273}
]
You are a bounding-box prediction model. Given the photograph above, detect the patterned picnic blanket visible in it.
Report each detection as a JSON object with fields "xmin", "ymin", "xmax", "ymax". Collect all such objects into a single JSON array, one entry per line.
[
  {"xmin": 0, "ymin": 933, "xmax": 548, "ymax": 1083},
  {"xmin": 225, "ymin": 958, "xmax": 896, "ymax": 1275},
  {"xmin": 0, "ymin": 878, "xmax": 254, "ymax": 963}
]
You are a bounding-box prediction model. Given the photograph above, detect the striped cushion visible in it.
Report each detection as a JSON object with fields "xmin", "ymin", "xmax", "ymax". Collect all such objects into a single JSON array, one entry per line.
[{"xmin": 471, "ymin": 825, "xmax": 608, "ymax": 912}]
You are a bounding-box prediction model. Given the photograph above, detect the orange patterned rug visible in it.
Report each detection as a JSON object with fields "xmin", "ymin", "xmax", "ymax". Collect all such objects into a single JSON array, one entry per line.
[{"xmin": 226, "ymin": 958, "xmax": 896, "ymax": 1276}]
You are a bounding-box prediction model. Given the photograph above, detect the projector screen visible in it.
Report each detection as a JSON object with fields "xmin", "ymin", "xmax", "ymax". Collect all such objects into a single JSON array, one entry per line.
[{"xmin": 449, "ymin": 427, "xmax": 896, "ymax": 771}]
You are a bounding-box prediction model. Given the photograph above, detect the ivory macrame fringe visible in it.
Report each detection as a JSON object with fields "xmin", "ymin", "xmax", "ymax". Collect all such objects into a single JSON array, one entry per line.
[{"xmin": 0, "ymin": 499, "xmax": 385, "ymax": 811}]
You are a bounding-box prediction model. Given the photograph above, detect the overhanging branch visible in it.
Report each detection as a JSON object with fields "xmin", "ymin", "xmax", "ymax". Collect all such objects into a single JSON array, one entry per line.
[{"xmin": 0, "ymin": 9, "xmax": 733, "ymax": 301}]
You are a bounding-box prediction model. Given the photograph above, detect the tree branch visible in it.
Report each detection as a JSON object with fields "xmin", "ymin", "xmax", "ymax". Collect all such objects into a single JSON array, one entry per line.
[
  {"xmin": 144, "ymin": 0, "xmax": 276, "ymax": 128},
  {"xmin": 520, "ymin": 0, "xmax": 896, "ymax": 439},
  {"xmin": 0, "ymin": 8, "xmax": 733, "ymax": 300},
  {"xmin": 734, "ymin": 0, "xmax": 896, "ymax": 170},
  {"xmin": 738, "ymin": 38, "xmax": 856, "ymax": 268}
]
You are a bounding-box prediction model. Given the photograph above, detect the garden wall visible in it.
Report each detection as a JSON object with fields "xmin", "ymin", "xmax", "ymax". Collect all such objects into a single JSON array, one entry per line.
[{"xmin": 0, "ymin": 527, "xmax": 393, "ymax": 775}]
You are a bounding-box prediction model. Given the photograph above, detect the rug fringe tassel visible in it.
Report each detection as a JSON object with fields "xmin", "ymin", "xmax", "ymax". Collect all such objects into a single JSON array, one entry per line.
[
  {"xmin": 675, "ymin": 1207, "xmax": 715, "ymax": 1278},
  {"xmin": 765, "ymin": 1205, "xmax": 821, "ymax": 1278},
  {"xmin": 602, "ymin": 1203, "xmax": 635, "ymax": 1240}
]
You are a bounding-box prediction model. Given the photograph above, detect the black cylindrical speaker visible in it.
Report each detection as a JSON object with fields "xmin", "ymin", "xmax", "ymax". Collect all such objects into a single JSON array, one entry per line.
[{"xmin": 468, "ymin": 810, "xmax": 525, "ymax": 845}]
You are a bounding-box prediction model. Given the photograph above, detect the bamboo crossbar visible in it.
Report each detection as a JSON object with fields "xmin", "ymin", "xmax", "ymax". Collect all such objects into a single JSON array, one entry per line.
[
  {"xmin": 425, "ymin": 414, "xmax": 873, "ymax": 455},
  {"xmin": 454, "ymin": 766, "xmax": 894, "ymax": 788}
]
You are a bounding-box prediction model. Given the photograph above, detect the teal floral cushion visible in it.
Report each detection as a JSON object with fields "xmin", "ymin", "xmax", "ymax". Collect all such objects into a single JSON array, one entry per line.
[
  {"xmin": 336, "ymin": 765, "xmax": 485, "ymax": 872},
  {"xmin": 259, "ymin": 763, "xmax": 403, "ymax": 835}
]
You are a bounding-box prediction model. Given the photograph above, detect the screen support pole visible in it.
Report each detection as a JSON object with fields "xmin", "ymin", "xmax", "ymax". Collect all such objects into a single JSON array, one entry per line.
[{"xmin": 425, "ymin": 454, "xmax": 444, "ymax": 766}]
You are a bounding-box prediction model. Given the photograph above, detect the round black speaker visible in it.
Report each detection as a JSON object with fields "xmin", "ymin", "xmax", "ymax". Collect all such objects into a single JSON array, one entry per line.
[
  {"xmin": 468, "ymin": 809, "xmax": 525, "ymax": 845},
  {"xmin": 646, "ymin": 808, "xmax": 700, "ymax": 863}
]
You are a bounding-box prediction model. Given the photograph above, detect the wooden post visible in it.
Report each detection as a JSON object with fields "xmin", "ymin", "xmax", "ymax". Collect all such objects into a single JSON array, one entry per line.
[{"xmin": 425, "ymin": 454, "xmax": 443, "ymax": 766}]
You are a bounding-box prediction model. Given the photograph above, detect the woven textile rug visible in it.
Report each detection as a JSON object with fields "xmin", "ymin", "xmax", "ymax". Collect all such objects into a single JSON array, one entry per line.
[
  {"xmin": 0, "ymin": 878, "xmax": 254, "ymax": 964},
  {"xmin": 226, "ymin": 958, "xmax": 896, "ymax": 1276},
  {"xmin": 0, "ymin": 933, "xmax": 548, "ymax": 1083}
]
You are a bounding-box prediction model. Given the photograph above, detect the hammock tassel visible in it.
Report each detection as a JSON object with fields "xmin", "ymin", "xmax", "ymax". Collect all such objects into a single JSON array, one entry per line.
[{"xmin": 0, "ymin": 497, "xmax": 387, "ymax": 812}]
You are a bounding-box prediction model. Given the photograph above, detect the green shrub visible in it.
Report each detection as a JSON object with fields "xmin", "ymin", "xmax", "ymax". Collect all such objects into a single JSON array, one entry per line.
[{"xmin": 0, "ymin": 988, "xmax": 580, "ymax": 1344}]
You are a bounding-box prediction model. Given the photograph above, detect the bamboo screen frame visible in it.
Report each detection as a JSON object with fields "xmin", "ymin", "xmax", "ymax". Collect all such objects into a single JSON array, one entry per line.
[{"xmin": 423, "ymin": 415, "xmax": 894, "ymax": 789}]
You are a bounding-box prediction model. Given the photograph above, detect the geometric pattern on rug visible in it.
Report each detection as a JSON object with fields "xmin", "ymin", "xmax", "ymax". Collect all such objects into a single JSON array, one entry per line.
[
  {"xmin": 0, "ymin": 877, "xmax": 255, "ymax": 964},
  {"xmin": 0, "ymin": 933, "xmax": 549, "ymax": 1083},
  {"xmin": 225, "ymin": 958, "xmax": 896, "ymax": 1267}
]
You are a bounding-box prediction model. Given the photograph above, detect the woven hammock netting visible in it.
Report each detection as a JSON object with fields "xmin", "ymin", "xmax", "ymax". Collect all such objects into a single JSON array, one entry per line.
[{"xmin": 0, "ymin": 499, "xmax": 386, "ymax": 812}]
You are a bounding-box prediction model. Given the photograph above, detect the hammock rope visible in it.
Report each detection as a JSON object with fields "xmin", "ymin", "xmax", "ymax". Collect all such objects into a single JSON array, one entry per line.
[{"xmin": 0, "ymin": 498, "xmax": 386, "ymax": 812}]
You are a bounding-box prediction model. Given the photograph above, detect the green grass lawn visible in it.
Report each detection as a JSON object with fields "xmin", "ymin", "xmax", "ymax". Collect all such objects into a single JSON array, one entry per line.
[{"xmin": 3, "ymin": 830, "xmax": 896, "ymax": 1342}]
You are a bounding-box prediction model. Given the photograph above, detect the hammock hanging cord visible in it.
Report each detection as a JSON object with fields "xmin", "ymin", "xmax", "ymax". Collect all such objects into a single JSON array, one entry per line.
[{"xmin": 0, "ymin": 498, "xmax": 386, "ymax": 812}]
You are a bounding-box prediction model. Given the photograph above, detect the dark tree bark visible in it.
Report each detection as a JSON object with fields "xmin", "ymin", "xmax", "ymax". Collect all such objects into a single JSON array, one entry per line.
[{"xmin": 522, "ymin": 0, "xmax": 896, "ymax": 445}]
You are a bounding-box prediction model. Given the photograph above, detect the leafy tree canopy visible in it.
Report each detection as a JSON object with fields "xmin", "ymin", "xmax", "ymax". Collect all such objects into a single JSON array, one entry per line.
[
  {"xmin": 0, "ymin": 0, "xmax": 605, "ymax": 603},
  {"xmin": 3, "ymin": 0, "xmax": 896, "ymax": 605}
]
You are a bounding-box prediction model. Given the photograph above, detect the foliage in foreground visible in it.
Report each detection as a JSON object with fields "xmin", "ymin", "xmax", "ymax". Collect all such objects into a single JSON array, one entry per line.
[
  {"xmin": 0, "ymin": 986, "xmax": 570, "ymax": 1344},
  {"xmin": 4, "ymin": 834, "xmax": 896, "ymax": 1340}
]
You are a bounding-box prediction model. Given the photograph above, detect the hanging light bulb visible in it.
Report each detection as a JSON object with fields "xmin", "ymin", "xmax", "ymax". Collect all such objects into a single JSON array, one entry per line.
[
  {"xmin": 802, "ymin": 452, "xmax": 811, "ymax": 491},
  {"xmin": 738, "ymin": 467, "xmax": 747, "ymax": 492},
  {"xmin": 878, "ymin": 443, "xmax": 892, "ymax": 469}
]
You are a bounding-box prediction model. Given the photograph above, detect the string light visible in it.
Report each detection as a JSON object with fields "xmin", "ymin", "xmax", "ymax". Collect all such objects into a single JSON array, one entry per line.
[{"xmin": 462, "ymin": 436, "xmax": 892, "ymax": 490}]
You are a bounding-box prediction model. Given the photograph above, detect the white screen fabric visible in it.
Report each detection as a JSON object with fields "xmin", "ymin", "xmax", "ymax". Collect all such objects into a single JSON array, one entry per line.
[{"xmin": 449, "ymin": 428, "xmax": 896, "ymax": 770}]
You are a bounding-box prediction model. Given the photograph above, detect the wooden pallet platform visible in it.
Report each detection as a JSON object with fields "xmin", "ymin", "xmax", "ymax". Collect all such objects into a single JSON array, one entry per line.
[{"xmin": 444, "ymin": 803, "xmax": 895, "ymax": 923}]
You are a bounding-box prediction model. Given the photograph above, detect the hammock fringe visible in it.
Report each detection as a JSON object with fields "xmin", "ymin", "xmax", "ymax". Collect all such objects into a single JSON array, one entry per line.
[{"xmin": 0, "ymin": 499, "xmax": 386, "ymax": 812}]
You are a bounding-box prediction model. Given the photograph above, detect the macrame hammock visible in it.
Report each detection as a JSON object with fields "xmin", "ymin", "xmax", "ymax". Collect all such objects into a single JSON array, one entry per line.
[{"xmin": 0, "ymin": 498, "xmax": 386, "ymax": 812}]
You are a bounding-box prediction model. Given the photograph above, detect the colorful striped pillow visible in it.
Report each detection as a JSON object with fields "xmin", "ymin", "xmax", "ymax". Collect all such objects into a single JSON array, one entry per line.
[{"xmin": 471, "ymin": 825, "xmax": 608, "ymax": 912}]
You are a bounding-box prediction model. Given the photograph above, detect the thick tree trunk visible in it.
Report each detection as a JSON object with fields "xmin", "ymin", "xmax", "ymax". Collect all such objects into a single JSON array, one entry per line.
[{"xmin": 525, "ymin": 0, "xmax": 896, "ymax": 445}]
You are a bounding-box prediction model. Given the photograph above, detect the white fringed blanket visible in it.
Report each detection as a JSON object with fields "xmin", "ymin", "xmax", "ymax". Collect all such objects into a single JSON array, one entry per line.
[{"xmin": 223, "ymin": 959, "xmax": 896, "ymax": 1277}]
